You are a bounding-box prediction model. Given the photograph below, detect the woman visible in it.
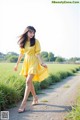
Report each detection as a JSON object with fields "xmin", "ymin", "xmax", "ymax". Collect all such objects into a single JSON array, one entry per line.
[{"xmin": 14, "ymin": 26, "xmax": 48, "ymax": 113}]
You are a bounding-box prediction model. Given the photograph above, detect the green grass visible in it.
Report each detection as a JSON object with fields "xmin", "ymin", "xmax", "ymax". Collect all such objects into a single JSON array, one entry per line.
[
  {"xmin": 65, "ymin": 87, "xmax": 80, "ymax": 120},
  {"xmin": 0, "ymin": 63, "xmax": 80, "ymax": 110},
  {"xmin": 48, "ymin": 64, "xmax": 80, "ymax": 74}
]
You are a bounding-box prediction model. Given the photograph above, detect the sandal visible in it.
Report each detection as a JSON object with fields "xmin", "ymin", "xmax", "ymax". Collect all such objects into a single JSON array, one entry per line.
[
  {"xmin": 18, "ymin": 108, "xmax": 26, "ymax": 113},
  {"xmin": 32, "ymin": 95, "xmax": 38, "ymax": 105},
  {"xmin": 18, "ymin": 102, "xmax": 26, "ymax": 113}
]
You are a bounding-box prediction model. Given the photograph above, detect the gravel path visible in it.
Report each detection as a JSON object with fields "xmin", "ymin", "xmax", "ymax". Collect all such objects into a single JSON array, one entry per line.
[{"xmin": 6, "ymin": 74, "xmax": 80, "ymax": 120}]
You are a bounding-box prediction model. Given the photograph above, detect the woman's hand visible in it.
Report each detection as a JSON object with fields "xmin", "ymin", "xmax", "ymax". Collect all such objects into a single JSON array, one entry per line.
[
  {"xmin": 41, "ymin": 63, "xmax": 47, "ymax": 68},
  {"xmin": 14, "ymin": 65, "xmax": 18, "ymax": 71},
  {"xmin": 13, "ymin": 54, "xmax": 23, "ymax": 72}
]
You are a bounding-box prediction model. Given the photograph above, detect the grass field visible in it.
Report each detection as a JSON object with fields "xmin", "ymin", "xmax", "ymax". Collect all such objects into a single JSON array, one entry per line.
[
  {"xmin": 0, "ymin": 63, "xmax": 80, "ymax": 110},
  {"xmin": 0, "ymin": 63, "xmax": 80, "ymax": 80}
]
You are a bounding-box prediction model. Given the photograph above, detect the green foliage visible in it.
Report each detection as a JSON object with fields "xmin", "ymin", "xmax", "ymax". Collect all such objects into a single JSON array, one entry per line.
[
  {"xmin": 7, "ymin": 55, "xmax": 18, "ymax": 62},
  {"xmin": 40, "ymin": 51, "xmax": 55, "ymax": 62},
  {"xmin": 0, "ymin": 52, "xmax": 19, "ymax": 62},
  {"xmin": 40, "ymin": 51, "xmax": 49, "ymax": 62},
  {"xmin": 0, "ymin": 83, "xmax": 21, "ymax": 110},
  {"xmin": 55, "ymin": 56, "xmax": 65, "ymax": 62},
  {"xmin": 0, "ymin": 90, "xmax": 5, "ymax": 110},
  {"xmin": 1, "ymin": 51, "xmax": 80, "ymax": 63},
  {"xmin": 68, "ymin": 57, "xmax": 80, "ymax": 63},
  {"xmin": 42, "ymin": 57, "xmax": 49, "ymax": 62},
  {"xmin": 66, "ymin": 88, "xmax": 80, "ymax": 120},
  {"xmin": 48, "ymin": 52, "xmax": 54, "ymax": 61},
  {"xmin": 41, "ymin": 51, "xmax": 48, "ymax": 58},
  {"xmin": 33, "ymin": 81, "xmax": 41, "ymax": 93},
  {"xmin": 40, "ymin": 79, "xmax": 50, "ymax": 89},
  {"xmin": 0, "ymin": 52, "xmax": 5, "ymax": 58},
  {"xmin": 57, "ymin": 71, "xmax": 72, "ymax": 79}
]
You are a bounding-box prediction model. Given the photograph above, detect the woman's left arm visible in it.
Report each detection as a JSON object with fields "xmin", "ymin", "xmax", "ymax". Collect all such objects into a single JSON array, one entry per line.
[{"xmin": 36, "ymin": 54, "xmax": 47, "ymax": 68}]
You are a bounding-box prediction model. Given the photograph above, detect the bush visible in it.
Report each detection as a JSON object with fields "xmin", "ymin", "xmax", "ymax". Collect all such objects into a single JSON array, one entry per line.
[
  {"xmin": 47, "ymin": 74, "xmax": 55, "ymax": 84},
  {"xmin": 0, "ymin": 90, "xmax": 5, "ymax": 110},
  {"xmin": 33, "ymin": 81, "xmax": 41, "ymax": 93},
  {"xmin": 71, "ymin": 69, "xmax": 76, "ymax": 73},
  {"xmin": 67, "ymin": 71, "xmax": 73, "ymax": 76},
  {"xmin": 53, "ymin": 74, "xmax": 61, "ymax": 82},
  {"xmin": 58, "ymin": 72, "xmax": 68, "ymax": 79},
  {"xmin": 40, "ymin": 79, "xmax": 50, "ymax": 89},
  {"xmin": 0, "ymin": 83, "xmax": 21, "ymax": 110}
]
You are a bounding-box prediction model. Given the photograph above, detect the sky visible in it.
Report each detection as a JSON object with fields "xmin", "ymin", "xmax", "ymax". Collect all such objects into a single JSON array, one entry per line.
[{"xmin": 0, "ymin": 0, "xmax": 80, "ymax": 58}]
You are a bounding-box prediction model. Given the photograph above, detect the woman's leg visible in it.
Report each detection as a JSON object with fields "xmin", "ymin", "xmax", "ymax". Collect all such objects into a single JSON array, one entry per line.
[
  {"xmin": 30, "ymin": 82, "xmax": 38, "ymax": 105},
  {"xmin": 30, "ymin": 81, "xmax": 36, "ymax": 97},
  {"xmin": 18, "ymin": 74, "xmax": 34, "ymax": 112}
]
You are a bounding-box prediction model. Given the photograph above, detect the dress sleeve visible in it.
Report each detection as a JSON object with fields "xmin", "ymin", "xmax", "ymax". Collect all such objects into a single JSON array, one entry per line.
[
  {"xmin": 35, "ymin": 40, "xmax": 41, "ymax": 55},
  {"xmin": 20, "ymin": 48, "xmax": 25, "ymax": 54}
]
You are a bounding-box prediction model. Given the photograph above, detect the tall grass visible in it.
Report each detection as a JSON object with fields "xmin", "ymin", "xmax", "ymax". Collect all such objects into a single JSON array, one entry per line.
[
  {"xmin": 66, "ymin": 87, "xmax": 80, "ymax": 120},
  {"xmin": 0, "ymin": 63, "xmax": 80, "ymax": 110}
]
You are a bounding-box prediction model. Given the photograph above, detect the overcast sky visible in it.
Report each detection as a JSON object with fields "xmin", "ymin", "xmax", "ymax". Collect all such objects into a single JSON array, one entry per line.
[{"xmin": 0, "ymin": 0, "xmax": 80, "ymax": 58}]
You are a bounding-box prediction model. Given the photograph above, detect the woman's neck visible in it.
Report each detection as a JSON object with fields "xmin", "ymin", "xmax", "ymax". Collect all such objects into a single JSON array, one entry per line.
[{"xmin": 28, "ymin": 38, "xmax": 30, "ymax": 41}]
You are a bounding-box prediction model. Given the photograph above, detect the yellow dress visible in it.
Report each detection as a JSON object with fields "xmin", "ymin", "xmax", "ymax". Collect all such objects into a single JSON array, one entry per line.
[{"xmin": 19, "ymin": 39, "xmax": 48, "ymax": 82}]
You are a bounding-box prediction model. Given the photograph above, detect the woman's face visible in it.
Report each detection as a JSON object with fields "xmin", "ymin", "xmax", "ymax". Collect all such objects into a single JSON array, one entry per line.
[{"xmin": 27, "ymin": 30, "xmax": 35, "ymax": 39}]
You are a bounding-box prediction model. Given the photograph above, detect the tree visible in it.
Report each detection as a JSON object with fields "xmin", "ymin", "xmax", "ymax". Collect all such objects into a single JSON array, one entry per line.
[
  {"xmin": 7, "ymin": 56, "xmax": 18, "ymax": 62},
  {"xmin": 5, "ymin": 52, "xmax": 18, "ymax": 61},
  {"xmin": 55, "ymin": 56, "xmax": 65, "ymax": 62},
  {"xmin": 0, "ymin": 52, "xmax": 6, "ymax": 62},
  {"xmin": 48, "ymin": 52, "xmax": 54, "ymax": 62},
  {"xmin": 40, "ymin": 51, "xmax": 48, "ymax": 58},
  {"xmin": 40, "ymin": 51, "xmax": 49, "ymax": 62}
]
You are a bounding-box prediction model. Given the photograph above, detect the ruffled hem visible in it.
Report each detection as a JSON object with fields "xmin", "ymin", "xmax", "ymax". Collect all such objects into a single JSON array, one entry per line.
[{"xmin": 19, "ymin": 68, "xmax": 48, "ymax": 82}]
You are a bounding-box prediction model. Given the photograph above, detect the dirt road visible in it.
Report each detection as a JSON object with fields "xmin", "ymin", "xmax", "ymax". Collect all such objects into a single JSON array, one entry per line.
[{"xmin": 7, "ymin": 74, "xmax": 80, "ymax": 120}]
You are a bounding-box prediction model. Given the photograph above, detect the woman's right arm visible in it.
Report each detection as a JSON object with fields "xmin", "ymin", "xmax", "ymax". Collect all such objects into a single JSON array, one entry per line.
[{"xmin": 14, "ymin": 54, "xmax": 24, "ymax": 71}]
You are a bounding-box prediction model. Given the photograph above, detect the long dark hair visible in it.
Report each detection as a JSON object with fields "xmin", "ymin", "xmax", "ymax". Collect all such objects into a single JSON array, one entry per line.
[{"xmin": 17, "ymin": 26, "xmax": 36, "ymax": 48}]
